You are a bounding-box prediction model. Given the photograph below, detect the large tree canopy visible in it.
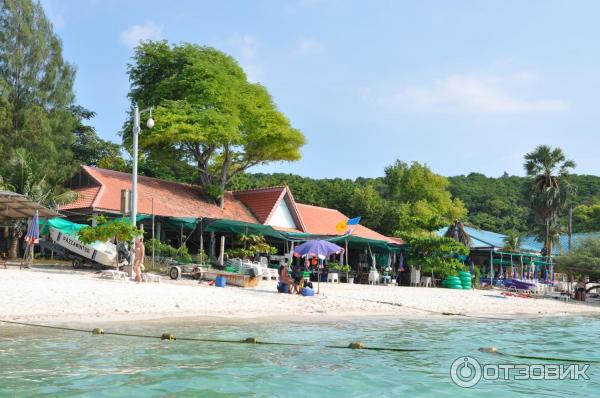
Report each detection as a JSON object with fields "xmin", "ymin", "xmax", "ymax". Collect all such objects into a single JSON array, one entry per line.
[
  {"xmin": 383, "ymin": 160, "xmax": 467, "ymax": 234},
  {"xmin": 125, "ymin": 41, "xmax": 306, "ymax": 205},
  {"xmin": 0, "ymin": 0, "xmax": 76, "ymax": 180}
]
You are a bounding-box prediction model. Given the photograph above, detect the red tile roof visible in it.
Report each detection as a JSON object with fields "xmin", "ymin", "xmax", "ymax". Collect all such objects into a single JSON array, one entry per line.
[
  {"xmin": 296, "ymin": 203, "xmax": 401, "ymax": 244},
  {"xmin": 233, "ymin": 187, "xmax": 286, "ymax": 224},
  {"xmin": 61, "ymin": 186, "xmax": 101, "ymax": 210},
  {"xmin": 61, "ymin": 166, "xmax": 400, "ymax": 244},
  {"xmin": 61, "ymin": 166, "xmax": 258, "ymax": 222},
  {"xmin": 234, "ymin": 186, "xmax": 307, "ymax": 231}
]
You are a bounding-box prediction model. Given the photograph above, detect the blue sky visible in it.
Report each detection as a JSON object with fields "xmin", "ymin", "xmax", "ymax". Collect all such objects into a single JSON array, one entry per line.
[{"xmin": 41, "ymin": 0, "xmax": 600, "ymax": 179}]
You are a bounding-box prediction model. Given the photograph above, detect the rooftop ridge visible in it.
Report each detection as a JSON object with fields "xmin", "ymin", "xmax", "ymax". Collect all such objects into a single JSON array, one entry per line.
[{"xmin": 233, "ymin": 186, "xmax": 287, "ymax": 194}]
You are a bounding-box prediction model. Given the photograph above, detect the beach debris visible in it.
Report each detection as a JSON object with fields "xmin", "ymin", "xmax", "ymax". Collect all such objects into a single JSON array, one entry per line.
[{"xmin": 91, "ymin": 328, "xmax": 104, "ymax": 335}]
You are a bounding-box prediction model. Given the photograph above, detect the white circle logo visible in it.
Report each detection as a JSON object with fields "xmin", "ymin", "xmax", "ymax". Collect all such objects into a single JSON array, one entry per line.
[{"xmin": 450, "ymin": 356, "xmax": 482, "ymax": 388}]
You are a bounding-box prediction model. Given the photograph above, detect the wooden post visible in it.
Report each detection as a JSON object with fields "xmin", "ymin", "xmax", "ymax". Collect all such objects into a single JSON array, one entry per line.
[
  {"xmin": 218, "ymin": 235, "xmax": 225, "ymax": 266},
  {"xmin": 199, "ymin": 218, "xmax": 204, "ymax": 264},
  {"xmin": 151, "ymin": 198, "xmax": 155, "ymax": 268},
  {"xmin": 568, "ymin": 207, "xmax": 573, "ymax": 252},
  {"xmin": 209, "ymin": 231, "xmax": 216, "ymax": 261}
]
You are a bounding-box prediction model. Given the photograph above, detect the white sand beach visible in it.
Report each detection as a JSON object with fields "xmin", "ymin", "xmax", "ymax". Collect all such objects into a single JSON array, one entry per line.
[{"xmin": 1, "ymin": 266, "xmax": 599, "ymax": 325}]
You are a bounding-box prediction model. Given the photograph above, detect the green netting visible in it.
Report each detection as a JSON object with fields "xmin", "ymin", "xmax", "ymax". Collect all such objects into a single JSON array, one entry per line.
[
  {"xmin": 40, "ymin": 218, "xmax": 86, "ymax": 237},
  {"xmin": 204, "ymin": 219, "xmax": 287, "ymax": 240}
]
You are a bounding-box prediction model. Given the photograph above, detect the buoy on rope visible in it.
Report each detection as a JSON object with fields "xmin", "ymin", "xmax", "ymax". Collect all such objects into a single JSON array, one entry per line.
[
  {"xmin": 161, "ymin": 333, "xmax": 176, "ymax": 340},
  {"xmin": 478, "ymin": 347, "xmax": 497, "ymax": 354},
  {"xmin": 243, "ymin": 337, "xmax": 259, "ymax": 344},
  {"xmin": 348, "ymin": 341, "xmax": 365, "ymax": 349},
  {"xmin": 91, "ymin": 328, "xmax": 105, "ymax": 335}
]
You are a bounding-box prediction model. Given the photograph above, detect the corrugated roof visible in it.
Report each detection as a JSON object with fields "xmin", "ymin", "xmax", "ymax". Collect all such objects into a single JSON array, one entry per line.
[
  {"xmin": 437, "ymin": 226, "xmax": 540, "ymax": 252},
  {"xmin": 521, "ymin": 232, "xmax": 600, "ymax": 255}
]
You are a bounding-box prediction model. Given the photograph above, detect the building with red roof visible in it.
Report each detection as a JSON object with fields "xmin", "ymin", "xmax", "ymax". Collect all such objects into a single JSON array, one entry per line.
[{"xmin": 61, "ymin": 166, "xmax": 401, "ymax": 246}]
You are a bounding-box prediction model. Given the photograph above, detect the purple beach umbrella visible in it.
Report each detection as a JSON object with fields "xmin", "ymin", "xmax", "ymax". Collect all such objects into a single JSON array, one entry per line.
[
  {"xmin": 398, "ymin": 252, "xmax": 405, "ymax": 272},
  {"xmin": 293, "ymin": 240, "xmax": 344, "ymax": 259}
]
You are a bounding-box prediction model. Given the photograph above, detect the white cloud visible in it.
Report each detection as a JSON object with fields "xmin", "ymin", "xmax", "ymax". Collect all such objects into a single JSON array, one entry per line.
[
  {"xmin": 293, "ymin": 39, "xmax": 324, "ymax": 56},
  {"xmin": 226, "ymin": 35, "xmax": 262, "ymax": 82},
  {"xmin": 120, "ymin": 21, "xmax": 163, "ymax": 49},
  {"xmin": 381, "ymin": 72, "xmax": 569, "ymax": 114}
]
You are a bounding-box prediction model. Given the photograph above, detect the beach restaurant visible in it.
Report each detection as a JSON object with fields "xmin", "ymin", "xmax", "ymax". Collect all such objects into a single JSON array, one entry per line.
[
  {"xmin": 436, "ymin": 225, "xmax": 558, "ymax": 282},
  {"xmin": 59, "ymin": 166, "xmax": 402, "ymax": 278}
]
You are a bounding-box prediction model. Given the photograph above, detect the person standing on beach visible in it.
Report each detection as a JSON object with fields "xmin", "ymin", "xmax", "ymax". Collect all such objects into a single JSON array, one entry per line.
[{"xmin": 133, "ymin": 237, "xmax": 145, "ymax": 283}]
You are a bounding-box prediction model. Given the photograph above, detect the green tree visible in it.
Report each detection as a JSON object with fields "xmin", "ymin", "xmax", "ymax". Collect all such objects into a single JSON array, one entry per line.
[
  {"xmin": 384, "ymin": 160, "xmax": 467, "ymax": 234},
  {"xmin": 444, "ymin": 220, "xmax": 471, "ymax": 247},
  {"xmin": 0, "ymin": 0, "xmax": 77, "ymax": 183},
  {"xmin": 70, "ymin": 105, "xmax": 124, "ymax": 168},
  {"xmin": 400, "ymin": 234, "xmax": 469, "ymax": 279},
  {"xmin": 524, "ymin": 145, "xmax": 575, "ymax": 255},
  {"xmin": 502, "ymin": 230, "xmax": 522, "ymax": 252},
  {"xmin": 556, "ymin": 237, "xmax": 600, "ymax": 277},
  {"xmin": 125, "ymin": 41, "xmax": 306, "ymax": 206}
]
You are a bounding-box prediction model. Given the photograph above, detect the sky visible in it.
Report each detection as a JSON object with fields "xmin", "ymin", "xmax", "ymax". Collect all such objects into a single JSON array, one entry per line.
[{"xmin": 40, "ymin": 0, "xmax": 600, "ymax": 179}]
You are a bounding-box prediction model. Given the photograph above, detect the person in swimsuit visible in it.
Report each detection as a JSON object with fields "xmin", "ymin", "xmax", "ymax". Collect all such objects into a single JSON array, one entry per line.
[{"xmin": 133, "ymin": 236, "xmax": 145, "ymax": 283}]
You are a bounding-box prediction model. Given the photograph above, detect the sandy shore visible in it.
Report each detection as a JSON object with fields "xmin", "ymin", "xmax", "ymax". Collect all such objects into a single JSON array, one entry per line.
[{"xmin": 1, "ymin": 266, "xmax": 599, "ymax": 326}]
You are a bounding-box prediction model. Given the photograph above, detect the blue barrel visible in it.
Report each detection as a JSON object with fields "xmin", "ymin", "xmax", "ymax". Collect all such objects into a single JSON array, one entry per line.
[
  {"xmin": 215, "ymin": 276, "xmax": 226, "ymax": 288},
  {"xmin": 301, "ymin": 287, "xmax": 315, "ymax": 296}
]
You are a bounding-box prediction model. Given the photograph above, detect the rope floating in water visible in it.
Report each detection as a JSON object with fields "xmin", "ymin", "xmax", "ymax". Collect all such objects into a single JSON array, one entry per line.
[
  {"xmin": 478, "ymin": 347, "xmax": 600, "ymax": 363},
  {"xmin": 0, "ymin": 319, "xmax": 416, "ymax": 353}
]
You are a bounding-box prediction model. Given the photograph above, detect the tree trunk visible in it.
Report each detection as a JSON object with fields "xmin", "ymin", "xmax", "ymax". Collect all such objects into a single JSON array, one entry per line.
[
  {"xmin": 8, "ymin": 236, "xmax": 19, "ymax": 259},
  {"xmin": 544, "ymin": 217, "xmax": 550, "ymax": 256}
]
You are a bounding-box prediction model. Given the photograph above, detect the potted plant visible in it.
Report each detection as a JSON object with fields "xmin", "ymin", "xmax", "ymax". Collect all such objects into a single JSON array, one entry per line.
[{"xmin": 341, "ymin": 264, "xmax": 353, "ymax": 283}]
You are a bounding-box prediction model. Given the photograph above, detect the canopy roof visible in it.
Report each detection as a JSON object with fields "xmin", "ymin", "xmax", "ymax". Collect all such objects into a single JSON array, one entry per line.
[
  {"xmin": 437, "ymin": 225, "xmax": 540, "ymax": 253},
  {"xmin": 0, "ymin": 191, "xmax": 61, "ymax": 221},
  {"xmin": 204, "ymin": 219, "xmax": 287, "ymax": 240},
  {"xmin": 205, "ymin": 218, "xmax": 402, "ymax": 253}
]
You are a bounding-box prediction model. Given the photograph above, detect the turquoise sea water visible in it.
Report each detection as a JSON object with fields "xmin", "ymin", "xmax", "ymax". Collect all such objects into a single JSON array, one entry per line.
[{"xmin": 1, "ymin": 316, "xmax": 599, "ymax": 397}]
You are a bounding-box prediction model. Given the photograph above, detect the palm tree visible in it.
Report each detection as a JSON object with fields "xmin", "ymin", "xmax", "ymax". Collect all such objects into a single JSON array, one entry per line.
[
  {"xmin": 444, "ymin": 220, "xmax": 471, "ymax": 247},
  {"xmin": 502, "ymin": 231, "xmax": 521, "ymax": 252},
  {"xmin": 524, "ymin": 145, "xmax": 575, "ymax": 256}
]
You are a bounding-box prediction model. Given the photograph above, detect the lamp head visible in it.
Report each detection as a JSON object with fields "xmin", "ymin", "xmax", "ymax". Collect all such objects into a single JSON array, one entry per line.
[{"xmin": 146, "ymin": 117, "xmax": 155, "ymax": 129}]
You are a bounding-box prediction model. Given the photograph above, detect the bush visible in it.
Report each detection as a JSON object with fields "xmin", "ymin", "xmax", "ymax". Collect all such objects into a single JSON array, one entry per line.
[{"xmin": 144, "ymin": 239, "xmax": 192, "ymax": 263}]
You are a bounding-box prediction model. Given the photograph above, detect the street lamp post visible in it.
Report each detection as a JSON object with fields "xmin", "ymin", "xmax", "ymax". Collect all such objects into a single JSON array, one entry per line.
[{"xmin": 129, "ymin": 104, "xmax": 154, "ymax": 276}]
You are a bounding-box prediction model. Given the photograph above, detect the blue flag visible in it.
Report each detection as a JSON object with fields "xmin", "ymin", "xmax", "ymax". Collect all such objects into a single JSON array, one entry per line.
[{"xmin": 347, "ymin": 217, "xmax": 361, "ymax": 225}]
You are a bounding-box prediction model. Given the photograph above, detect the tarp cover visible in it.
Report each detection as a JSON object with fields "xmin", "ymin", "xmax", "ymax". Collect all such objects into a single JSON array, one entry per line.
[{"xmin": 40, "ymin": 218, "xmax": 86, "ymax": 237}]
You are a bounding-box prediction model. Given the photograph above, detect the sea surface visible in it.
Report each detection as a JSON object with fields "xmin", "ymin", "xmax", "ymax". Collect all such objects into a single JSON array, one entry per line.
[{"xmin": 1, "ymin": 316, "xmax": 599, "ymax": 397}]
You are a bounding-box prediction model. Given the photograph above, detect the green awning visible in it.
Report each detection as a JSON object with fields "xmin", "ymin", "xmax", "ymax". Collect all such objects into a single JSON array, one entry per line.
[
  {"xmin": 328, "ymin": 235, "xmax": 401, "ymax": 253},
  {"xmin": 204, "ymin": 219, "xmax": 286, "ymax": 240}
]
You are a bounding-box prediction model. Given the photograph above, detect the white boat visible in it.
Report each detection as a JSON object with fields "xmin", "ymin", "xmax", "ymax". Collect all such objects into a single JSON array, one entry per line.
[{"xmin": 49, "ymin": 227, "xmax": 126, "ymax": 269}]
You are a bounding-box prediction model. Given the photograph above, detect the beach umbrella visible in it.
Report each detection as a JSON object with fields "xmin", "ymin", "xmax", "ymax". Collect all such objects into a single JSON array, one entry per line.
[
  {"xmin": 293, "ymin": 240, "xmax": 344, "ymax": 259},
  {"xmin": 398, "ymin": 252, "xmax": 405, "ymax": 272},
  {"xmin": 293, "ymin": 240, "xmax": 344, "ymax": 294},
  {"xmin": 24, "ymin": 210, "xmax": 40, "ymax": 244},
  {"xmin": 22, "ymin": 210, "xmax": 39, "ymax": 269}
]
